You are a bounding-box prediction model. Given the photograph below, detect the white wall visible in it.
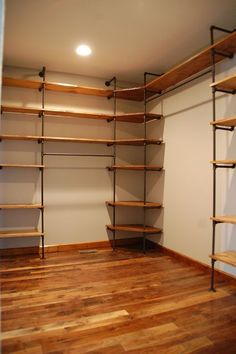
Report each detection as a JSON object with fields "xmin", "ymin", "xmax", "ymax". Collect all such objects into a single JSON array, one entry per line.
[{"xmin": 148, "ymin": 57, "xmax": 236, "ymax": 275}]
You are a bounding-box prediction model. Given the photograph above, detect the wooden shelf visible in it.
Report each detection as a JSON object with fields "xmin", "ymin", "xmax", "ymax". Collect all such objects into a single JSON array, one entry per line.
[
  {"xmin": 147, "ymin": 32, "xmax": 236, "ymax": 94},
  {"xmin": 1, "ymin": 106, "xmax": 163, "ymax": 124},
  {"xmin": 115, "ymin": 112, "xmax": 162, "ymax": 123},
  {"xmin": 0, "ymin": 163, "xmax": 44, "ymax": 169},
  {"xmin": 210, "ymin": 74, "xmax": 236, "ymax": 92},
  {"xmin": 0, "ymin": 135, "xmax": 162, "ymax": 146},
  {"xmin": 210, "ymin": 116, "xmax": 236, "ymax": 128},
  {"xmin": 210, "ymin": 251, "xmax": 236, "ymax": 267},
  {"xmin": 0, "ymin": 134, "xmax": 114, "ymax": 145},
  {"xmin": 211, "ymin": 215, "xmax": 236, "ymax": 224},
  {"xmin": 211, "ymin": 160, "xmax": 236, "ymax": 166},
  {"xmin": 106, "ymin": 224, "xmax": 162, "ymax": 234},
  {"xmin": 0, "ymin": 134, "xmax": 41, "ymax": 142},
  {"xmin": 108, "ymin": 164, "xmax": 163, "ymax": 171},
  {"xmin": 112, "ymin": 138, "xmax": 163, "ymax": 146},
  {"xmin": 106, "ymin": 201, "xmax": 162, "ymax": 208},
  {"xmin": 0, "ymin": 204, "xmax": 43, "ymax": 209},
  {"xmin": 1, "ymin": 105, "xmax": 113, "ymax": 122},
  {"xmin": 3, "ymin": 77, "xmax": 113, "ymax": 98},
  {"xmin": 115, "ymin": 87, "xmax": 157, "ymax": 102},
  {"xmin": 0, "ymin": 229, "xmax": 44, "ymax": 238}
]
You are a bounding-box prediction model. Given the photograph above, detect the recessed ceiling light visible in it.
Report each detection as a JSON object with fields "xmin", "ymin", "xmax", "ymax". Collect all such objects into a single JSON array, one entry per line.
[{"xmin": 76, "ymin": 44, "xmax": 92, "ymax": 56}]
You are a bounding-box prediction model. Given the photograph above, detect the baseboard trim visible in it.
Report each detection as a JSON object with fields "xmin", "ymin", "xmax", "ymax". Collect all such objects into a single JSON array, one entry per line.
[
  {"xmin": 0, "ymin": 237, "xmax": 142, "ymax": 256},
  {"xmin": 149, "ymin": 241, "xmax": 236, "ymax": 283}
]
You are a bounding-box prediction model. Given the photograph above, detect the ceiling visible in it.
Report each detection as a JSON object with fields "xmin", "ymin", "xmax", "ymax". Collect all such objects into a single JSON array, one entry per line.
[{"xmin": 3, "ymin": 0, "xmax": 236, "ymax": 84}]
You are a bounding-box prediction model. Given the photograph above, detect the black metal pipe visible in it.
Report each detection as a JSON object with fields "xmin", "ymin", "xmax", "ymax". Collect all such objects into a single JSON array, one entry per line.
[
  {"xmin": 215, "ymin": 126, "xmax": 234, "ymax": 132},
  {"xmin": 44, "ymin": 153, "xmax": 114, "ymax": 157},
  {"xmin": 214, "ymin": 88, "xmax": 236, "ymax": 95},
  {"xmin": 210, "ymin": 25, "xmax": 234, "ymax": 35},
  {"xmin": 112, "ymin": 77, "xmax": 117, "ymax": 251},
  {"xmin": 105, "ymin": 77, "xmax": 116, "ymax": 87},
  {"xmin": 210, "ymin": 26, "xmax": 217, "ymax": 291},
  {"xmin": 142, "ymin": 72, "xmax": 148, "ymax": 253},
  {"xmin": 215, "ymin": 164, "xmax": 236, "ymax": 169},
  {"xmin": 39, "ymin": 66, "xmax": 46, "ymax": 260},
  {"xmin": 146, "ymin": 69, "xmax": 212, "ymax": 103}
]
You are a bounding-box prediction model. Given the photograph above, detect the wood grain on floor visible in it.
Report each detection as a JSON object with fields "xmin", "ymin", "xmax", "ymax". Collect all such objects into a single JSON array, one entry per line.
[{"xmin": 1, "ymin": 247, "xmax": 235, "ymax": 353}]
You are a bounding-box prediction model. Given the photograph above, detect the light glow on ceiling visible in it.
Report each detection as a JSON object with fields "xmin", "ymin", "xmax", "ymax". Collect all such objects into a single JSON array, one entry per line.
[{"xmin": 76, "ymin": 44, "xmax": 92, "ymax": 56}]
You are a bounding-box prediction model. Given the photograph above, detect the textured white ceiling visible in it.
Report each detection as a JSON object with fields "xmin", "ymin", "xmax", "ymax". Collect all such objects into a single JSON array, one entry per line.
[{"xmin": 3, "ymin": 0, "xmax": 236, "ymax": 83}]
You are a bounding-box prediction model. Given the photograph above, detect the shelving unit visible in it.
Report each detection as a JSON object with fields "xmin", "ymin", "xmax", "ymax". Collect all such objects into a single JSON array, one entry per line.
[
  {"xmin": 106, "ymin": 73, "xmax": 164, "ymax": 253},
  {"xmin": 1, "ymin": 25, "xmax": 236, "ymax": 258},
  {"xmin": 0, "ymin": 68, "xmax": 46, "ymax": 258},
  {"xmin": 209, "ymin": 26, "xmax": 236, "ymax": 291}
]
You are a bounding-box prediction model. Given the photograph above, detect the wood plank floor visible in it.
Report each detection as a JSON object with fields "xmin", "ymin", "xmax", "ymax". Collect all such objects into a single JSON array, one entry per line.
[{"xmin": 0, "ymin": 247, "xmax": 236, "ymax": 353}]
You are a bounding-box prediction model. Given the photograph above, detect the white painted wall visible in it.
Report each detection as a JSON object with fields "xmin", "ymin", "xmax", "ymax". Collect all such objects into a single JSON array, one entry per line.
[{"xmin": 148, "ymin": 57, "xmax": 236, "ymax": 275}]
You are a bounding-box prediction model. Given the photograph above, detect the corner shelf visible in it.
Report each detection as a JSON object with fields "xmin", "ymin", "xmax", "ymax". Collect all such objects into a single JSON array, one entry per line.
[
  {"xmin": 0, "ymin": 204, "xmax": 44, "ymax": 209},
  {"xmin": 0, "ymin": 229, "xmax": 44, "ymax": 238},
  {"xmin": 1, "ymin": 105, "xmax": 163, "ymax": 124},
  {"xmin": 210, "ymin": 251, "xmax": 236, "ymax": 267},
  {"xmin": 106, "ymin": 201, "xmax": 162, "ymax": 208},
  {"xmin": 106, "ymin": 224, "xmax": 162, "ymax": 234}
]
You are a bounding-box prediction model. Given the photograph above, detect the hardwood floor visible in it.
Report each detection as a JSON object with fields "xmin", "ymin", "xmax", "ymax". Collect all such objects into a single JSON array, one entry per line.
[{"xmin": 0, "ymin": 247, "xmax": 236, "ymax": 353}]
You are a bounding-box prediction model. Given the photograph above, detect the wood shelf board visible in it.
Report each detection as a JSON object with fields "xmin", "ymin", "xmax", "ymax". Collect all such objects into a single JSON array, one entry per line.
[
  {"xmin": 1, "ymin": 106, "xmax": 41, "ymax": 116},
  {"xmin": 113, "ymin": 138, "xmax": 163, "ymax": 146},
  {"xmin": 0, "ymin": 163, "xmax": 44, "ymax": 169},
  {"xmin": 115, "ymin": 87, "xmax": 157, "ymax": 102},
  {"xmin": 115, "ymin": 112, "xmax": 162, "ymax": 123},
  {"xmin": 3, "ymin": 77, "xmax": 113, "ymax": 98},
  {"xmin": 210, "ymin": 251, "xmax": 236, "ymax": 267},
  {"xmin": 1, "ymin": 105, "xmax": 113, "ymax": 121},
  {"xmin": 0, "ymin": 229, "xmax": 44, "ymax": 238},
  {"xmin": 0, "ymin": 204, "xmax": 43, "ymax": 209},
  {"xmin": 106, "ymin": 224, "xmax": 162, "ymax": 234},
  {"xmin": 211, "ymin": 160, "xmax": 236, "ymax": 165},
  {"xmin": 211, "ymin": 215, "xmax": 236, "ymax": 224},
  {"xmin": 210, "ymin": 74, "xmax": 236, "ymax": 91},
  {"xmin": 0, "ymin": 134, "xmax": 41, "ymax": 142},
  {"xmin": 210, "ymin": 116, "xmax": 236, "ymax": 127},
  {"xmin": 0, "ymin": 135, "xmax": 162, "ymax": 146},
  {"xmin": 0, "ymin": 134, "xmax": 113, "ymax": 144},
  {"xmin": 1, "ymin": 106, "xmax": 163, "ymax": 123},
  {"xmin": 106, "ymin": 201, "xmax": 162, "ymax": 208},
  {"xmin": 147, "ymin": 31, "xmax": 236, "ymax": 94},
  {"xmin": 108, "ymin": 164, "xmax": 163, "ymax": 171},
  {"xmin": 45, "ymin": 82, "xmax": 113, "ymax": 97},
  {"xmin": 2, "ymin": 77, "xmax": 42, "ymax": 90}
]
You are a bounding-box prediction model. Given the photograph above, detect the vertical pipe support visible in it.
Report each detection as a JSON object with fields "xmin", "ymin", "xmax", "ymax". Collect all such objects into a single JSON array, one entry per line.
[
  {"xmin": 112, "ymin": 78, "xmax": 117, "ymax": 251},
  {"xmin": 210, "ymin": 27, "xmax": 216, "ymax": 291},
  {"xmin": 39, "ymin": 67, "xmax": 46, "ymax": 259},
  {"xmin": 143, "ymin": 73, "xmax": 148, "ymax": 253}
]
